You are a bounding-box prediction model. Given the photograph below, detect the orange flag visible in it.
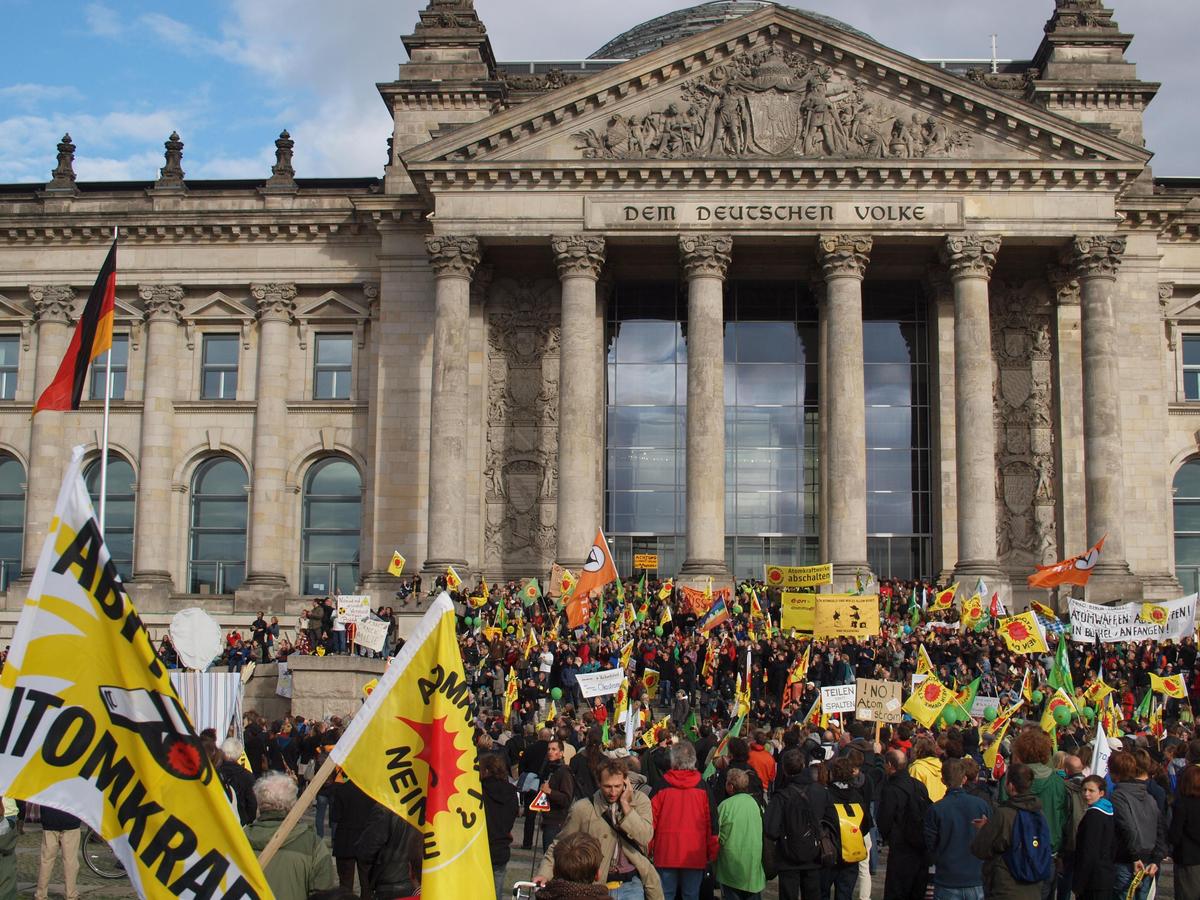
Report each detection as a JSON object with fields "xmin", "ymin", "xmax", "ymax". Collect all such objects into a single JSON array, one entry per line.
[
  {"xmin": 1027, "ymin": 535, "xmax": 1105, "ymax": 589},
  {"xmin": 567, "ymin": 529, "xmax": 617, "ymax": 629}
]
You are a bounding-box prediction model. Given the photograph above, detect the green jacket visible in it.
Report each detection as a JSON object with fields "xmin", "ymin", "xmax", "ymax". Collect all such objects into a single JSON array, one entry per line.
[
  {"xmin": 244, "ymin": 812, "xmax": 336, "ymax": 900},
  {"xmin": 997, "ymin": 764, "xmax": 1070, "ymax": 855},
  {"xmin": 969, "ymin": 791, "xmax": 1044, "ymax": 900},
  {"xmin": 714, "ymin": 792, "xmax": 765, "ymax": 893}
]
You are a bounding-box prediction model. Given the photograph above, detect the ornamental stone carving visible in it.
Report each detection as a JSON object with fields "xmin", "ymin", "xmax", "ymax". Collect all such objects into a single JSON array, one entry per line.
[
  {"xmin": 425, "ymin": 236, "xmax": 481, "ymax": 278},
  {"xmin": 816, "ymin": 234, "xmax": 872, "ymax": 279},
  {"xmin": 1047, "ymin": 265, "xmax": 1080, "ymax": 306},
  {"xmin": 574, "ymin": 45, "xmax": 973, "ymax": 161},
  {"xmin": 941, "ymin": 235, "xmax": 1001, "ymax": 280},
  {"xmin": 139, "ymin": 284, "xmax": 185, "ymax": 322},
  {"xmin": 48, "ymin": 133, "xmax": 77, "ymax": 192},
  {"xmin": 1065, "ymin": 235, "xmax": 1125, "ymax": 280},
  {"xmin": 29, "ymin": 286, "xmax": 75, "ymax": 323},
  {"xmin": 680, "ymin": 234, "xmax": 733, "ymax": 278},
  {"xmin": 251, "ymin": 283, "xmax": 298, "ymax": 321},
  {"xmin": 1159, "ymin": 283, "xmax": 1176, "ymax": 306},
  {"xmin": 551, "ymin": 236, "xmax": 606, "ymax": 280},
  {"xmin": 155, "ymin": 131, "xmax": 186, "ymax": 190},
  {"xmin": 263, "ymin": 130, "xmax": 297, "ymax": 192}
]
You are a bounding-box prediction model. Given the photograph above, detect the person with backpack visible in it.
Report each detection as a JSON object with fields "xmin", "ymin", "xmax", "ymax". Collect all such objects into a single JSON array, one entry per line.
[
  {"xmin": 826, "ymin": 755, "xmax": 872, "ymax": 900},
  {"xmin": 970, "ymin": 763, "xmax": 1053, "ymax": 900},
  {"xmin": 1071, "ymin": 775, "xmax": 1114, "ymax": 900},
  {"xmin": 924, "ymin": 757, "xmax": 989, "ymax": 900},
  {"xmin": 764, "ymin": 747, "xmax": 840, "ymax": 900},
  {"xmin": 1006, "ymin": 728, "xmax": 1070, "ymax": 896},
  {"xmin": 876, "ymin": 749, "xmax": 931, "ymax": 900}
]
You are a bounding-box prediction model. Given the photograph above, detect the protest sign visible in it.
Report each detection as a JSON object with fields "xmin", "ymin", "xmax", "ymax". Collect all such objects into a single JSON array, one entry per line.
[
  {"xmin": 336, "ymin": 594, "xmax": 372, "ymax": 623},
  {"xmin": 780, "ymin": 592, "xmax": 816, "ymax": 632},
  {"xmin": 354, "ymin": 617, "xmax": 389, "ymax": 652},
  {"xmin": 971, "ymin": 696, "xmax": 1002, "ymax": 719},
  {"xmin": 765, "ymin": 564, "xmax": 833, "ymax": 590},
  {"xmin": 812, "ymin": 594, "xmax": 880, "ymax": 638},
  {"xmin": 821, "ymin": 683, "xmax": 857, "ymax": 715},
  {"xmin": 856, "ymin": 679, "xmax": 903, "ymax": 723},
  {"xmin": 1069, "ymin": 594, "xmax": 1197, "ymax": 643},
  {"xmin": 577, "ymin": 668, "xmax": 626, "ymax": 698}
]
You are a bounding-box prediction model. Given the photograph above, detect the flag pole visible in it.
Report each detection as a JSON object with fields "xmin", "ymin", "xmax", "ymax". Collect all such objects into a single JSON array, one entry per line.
[{"xmin": 97, "ymin": 226, "xmax": 117, "ymax": 534}]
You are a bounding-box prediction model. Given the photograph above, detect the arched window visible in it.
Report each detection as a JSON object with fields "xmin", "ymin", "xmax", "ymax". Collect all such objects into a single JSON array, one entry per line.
[
  {"xmin": 301, "ymin": 458, "xmax": 361, "ymax": 595},
  {"xmin": 84, "ymin": 456, "xmax": 135, "ymax": 582},
  {"xmin": 1174, "ymin": 459, "xmax": 1200, "ymax": 594},
  {"xmin": 189, "ymin": 457, "xmax": 248, "ymax": 594},
  {"xmin": 0, "ymin": 456, "xmax": 24, "ymax": 589}
]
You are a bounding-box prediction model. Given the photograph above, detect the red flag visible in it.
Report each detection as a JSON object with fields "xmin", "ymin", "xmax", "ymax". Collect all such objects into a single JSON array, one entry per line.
[
  {"xmin": 34, "ymin": 241, "xmax": 117, "ymax": 414},
  {"xmin": 1027, "ymin": 535, "xmax": 1105, "ymax": 589}
]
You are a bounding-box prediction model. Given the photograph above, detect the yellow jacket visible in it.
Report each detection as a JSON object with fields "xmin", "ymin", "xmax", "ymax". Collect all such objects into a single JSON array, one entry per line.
[{"xmin": 909, "ymin": 756, "xmax": 945, "ymax": 802}]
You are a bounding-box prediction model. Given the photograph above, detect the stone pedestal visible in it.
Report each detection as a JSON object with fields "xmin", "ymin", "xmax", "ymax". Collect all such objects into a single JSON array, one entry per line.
[
  {"xmin": 817, "ymin": 235, "xmax": 871, "ymax": 590},
  {"xmin": 680, "ymin": 235, "xmax": 732, "ymax": 578},
  {"xmin": 421, "ymin": 236, "xmax": 480, "ymax": 577},
  {"xmin": 275, "ymin": 655, "xmax": 388, "ymax": 722},
  {"xmin": 552, "ymin": 235, "xmax": 605, "ymax": 567}
]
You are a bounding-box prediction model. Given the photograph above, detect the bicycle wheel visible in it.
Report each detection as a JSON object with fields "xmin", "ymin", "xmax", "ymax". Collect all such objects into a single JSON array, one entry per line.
[{"xmin": 81, "ymin": 827, "xmax": 126, "ymax": 880}]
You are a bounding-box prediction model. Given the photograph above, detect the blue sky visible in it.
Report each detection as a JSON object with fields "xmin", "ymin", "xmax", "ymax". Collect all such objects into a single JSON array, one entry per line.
[{"xmin": 1, "ymin": 1, "xmax": 1195, "ymax": 183}]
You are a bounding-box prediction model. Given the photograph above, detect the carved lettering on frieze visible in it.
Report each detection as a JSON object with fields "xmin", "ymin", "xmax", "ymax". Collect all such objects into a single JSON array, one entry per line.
[{"xmin": 574, "ymin": 46, "xmax": 974, "ymax": 161}]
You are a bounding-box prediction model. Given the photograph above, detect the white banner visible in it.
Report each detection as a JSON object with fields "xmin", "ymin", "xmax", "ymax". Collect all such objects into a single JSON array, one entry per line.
[
  {"xmin": 576, "ymin": 668, "xmax": 625, "ymax": 698},
  {"xmin": 275, "ymin": 660, "xmax": 293, "ymax": 699},
  {"xmin": 821, "ymin": 683, "xmax": 857, "ymax": 715},
  {"xmin": 1069, "ymin": 594, "xmax": 1197, "ymax": 643},
  {"xmin": 354, "ymin": 618, "xmax": 389, "ymax": 653}
]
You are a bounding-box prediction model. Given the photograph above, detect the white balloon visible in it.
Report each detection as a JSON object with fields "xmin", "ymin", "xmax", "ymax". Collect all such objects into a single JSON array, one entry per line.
[{"xmin": 169, "ymin": 607, "xmax": 224, "ymax": 671}]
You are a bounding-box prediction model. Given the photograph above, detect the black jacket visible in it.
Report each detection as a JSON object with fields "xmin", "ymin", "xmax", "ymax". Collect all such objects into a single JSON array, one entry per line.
[
  {"xmin": 763, "ymin": 770, "xmax": 839, "ymax": 872},
  {"xmin": 1074, "ymin": 802, "xmax": 1116, "ymax": 897},
  {"xmin": 218, "ymin": 759, "xmax": 258, "ymax": 825},
  {"xmin": 331, "ymin": 780, "xmax": 381, "ymax": 860},
  {"xmin": 360, "ymin": 806, "xmax": 423, "ymax": 899},
  {"xmin": 39, "ymin": 806, "xmax": 81, "ymax": 831},
  {"xmin": 1169, "ymin": 793, "xmax": 1200, "ymax": 866},
  {"xmin": 878, "ymin": 770, "xmax": 930, "ymax": 854},
  {"xmin": 482, "ymin": 775, "xmax": 519, "ymax": 867}
]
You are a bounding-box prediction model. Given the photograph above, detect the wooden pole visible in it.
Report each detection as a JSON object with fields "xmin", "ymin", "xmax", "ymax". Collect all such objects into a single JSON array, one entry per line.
[{"xmin": 257, "ymin": 752, "xmax": 339, "ymax": 868}]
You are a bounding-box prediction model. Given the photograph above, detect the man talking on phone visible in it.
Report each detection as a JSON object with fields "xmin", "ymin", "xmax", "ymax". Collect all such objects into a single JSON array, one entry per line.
[{"xmin": 534, "ymin": 757, "xmax": 664, "ymax": 900}]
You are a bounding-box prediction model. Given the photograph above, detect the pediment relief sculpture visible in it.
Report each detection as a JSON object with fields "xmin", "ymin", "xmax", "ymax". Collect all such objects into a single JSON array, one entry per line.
[{"xmin": 573, "ymin": 47, "xmax": 973, "ymax": 161}]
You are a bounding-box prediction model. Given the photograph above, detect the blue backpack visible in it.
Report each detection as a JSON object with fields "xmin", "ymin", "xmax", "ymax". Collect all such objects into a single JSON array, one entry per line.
[{"xmin": 1003, "ymin": 808, "xmax": 1054, "ymax": 883}]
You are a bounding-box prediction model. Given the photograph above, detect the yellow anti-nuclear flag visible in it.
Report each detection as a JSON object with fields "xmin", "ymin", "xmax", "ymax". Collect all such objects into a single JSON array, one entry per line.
[
  {"xmin": 997, "ymin": 611, "xmax": 1049, "ymax": 655},
  {"xmin": 903, "ymin": 676, "xmax": 954, "ymax": 728},
  {"xmin": 0, "ymin": 447, "xmax": 271, "ymax": 899},
  {"xmin": 388, "ymin": 550, "xmax": 406, "ymax": 577},
  {"xmin": 331, "ymin": 592, "xmax": 490, "ymax": 896},
  {"xmin": 1151, "ymin": 672, "xmax": 1188, "ymax": 699}
]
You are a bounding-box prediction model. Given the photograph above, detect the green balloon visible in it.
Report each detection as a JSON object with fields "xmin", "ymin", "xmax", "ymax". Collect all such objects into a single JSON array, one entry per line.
[
  {"xmin": 550, "ymin": 687, "xmax": 563, "ymax": 700},
  {"xmin": 1083, "ymin": 707, "xmax": 1096, "ymax": 722},
  {"xmin": 733, "ymin": 604, "xmax": 744, "ymax": 614},
  {"xmin": 462, "ymin": 616, "xmax": 472, "ymax": 627},
  {"xmin": 1031, "ymin": 690, "xmax": 1044, "ymax": 705},
  {"xmin": 654, "ymin": 626, "xmax": 664, "ymax": 636},
  {"xmin": 1053, "ymin": 705, "xmax": 1072, "ymax": 727},
  {"xmin": 942, "ymin": 706, "xmax": 959, "ymax": 725},
  {"xmin": 983, "ymin": 706, "xmax": 998, "ymax": 722}
]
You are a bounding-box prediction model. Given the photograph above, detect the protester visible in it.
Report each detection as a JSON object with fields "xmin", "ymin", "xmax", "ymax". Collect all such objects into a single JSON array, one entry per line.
[
  {"xmin": 649, "ymin": 741, "xmax": 716, "ymax": 900},
  {"xmin": 218, "ymin": 737, "xmax": 258, "ymax": 826},
  {"xmin": 924, "ymin": 757, "xmax": 988, "ymax": 900},
  {"xmin": 764, "ymin": 747, "xmax": 839, "ymax": 900},
  {"xmin": 536, "ymin": 832, "xmax": 612, "ymax": 900},
  {"xmin": 243, "ymin": 773, "xmax": 336, "ymax": 900},
  {"xmin": 970, "ymin": 763, "xmax": 1050, "ymax": 900},
  {"xmin": 1072, "ymin": 774, "xmax": 1114, "ymax": 900},
  {"xmin": 877, "ymin": 749, "xmax": 930, "ymax": 900},
  {"xmin": 481, "ymin": 752, "xmax": 519, "ymax": 900},
  {"xmin": 1109, "ymin": 750, "xmax": 1166, "ymax": 900},
  {"xmin": 714, "ymin": 767, "xmax": 765, "ymax": 900},
  {"xmin": 331, "ymin": 776, "xmax": 380, "ymax": 898},
  {"xmin": 825, "ymin": 755, "xmax": 871, "ymax": 900},
  {"xmin": 540, "ymin": 738, "xmax": 576, "ymax": 851},
  {"xmin": 34, "ymin": 805, "xmax": 81, "ymax": 900},
  {"xmin": 1170, "ymin": 762, "xmax": 1200, "ymax": 900}
]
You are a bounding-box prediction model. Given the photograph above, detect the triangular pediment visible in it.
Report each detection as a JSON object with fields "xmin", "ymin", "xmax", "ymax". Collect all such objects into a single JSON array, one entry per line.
[
  {"xmin": 0, "ymin": 295, "xmax": 30, "ymax": 320},
  {"xmin": 405, "ymin": 6, "xmax": 1149, "ymax": 177},
  {"xmin": 184, "ymin": 292, "xmax": 254, "ymax": 321},
  {"xmin": 113, "ymin": 297, "xmax": 142, "ymax": 321},
  {"xmin": 294, "ymin": 291, "xmax": 369, "ymax": 321}
]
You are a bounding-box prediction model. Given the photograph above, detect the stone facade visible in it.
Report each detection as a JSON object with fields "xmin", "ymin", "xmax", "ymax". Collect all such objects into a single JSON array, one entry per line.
[{"xmin": 1, "ymin": 0, "xmax": 1197, "ymax": 628}]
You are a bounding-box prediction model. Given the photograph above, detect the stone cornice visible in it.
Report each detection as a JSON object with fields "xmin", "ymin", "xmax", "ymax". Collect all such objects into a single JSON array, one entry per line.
[{"xmin": 0, "ymin": 217, "xmax": 384, "ymax": 246}]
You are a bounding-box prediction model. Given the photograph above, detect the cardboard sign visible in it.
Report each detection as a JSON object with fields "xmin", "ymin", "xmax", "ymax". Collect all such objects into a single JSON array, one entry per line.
[
  {"xmin": 633, "ymin": 553, "xmax": 659, "ymax": 570},
  {"xmin": 764, "ymin": 564, "xmax": 833, "ymax": 590},
  {"xmin": 335, "ymin": 594, "xmax": 372, "ymax": 623},
  {"xmin": 812, "ymin": 595, "xmax": 880, "ymax": 638},
  {"xmin": 821, "ymin": 683, "xmax": 857, "ymax": 715},
  {"xmin": 780, "ymin": 592, "xmax": 816, "ymax": 632},
  {"xmin": 971, "ymin": 696, "xmax": 1002, "ymax": 719},
  {"xmin": 576, "ymin": 668, "xmax": 625, "ymax": 698},
  {"xmin": 355, "ymin": 618, "xmax": 389, "ymax": 653},
  {"xmin": 856, "ymin": 679, "xmax": 903, "ymax": 723}
]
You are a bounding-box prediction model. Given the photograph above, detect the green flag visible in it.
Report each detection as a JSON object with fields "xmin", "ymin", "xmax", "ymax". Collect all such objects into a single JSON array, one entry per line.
[
  {"xmin": 1134, "ymin": 688, "xmax": 1152, "ymax": 722},
  {"xmin": 637, "ymin": 572, "xmax": 647, "ymax": 600},
  {"xmin": 702, "ymin": 714, "xmax": 745, "ymax": 779},
  {"xmin": 683, "ymin": 709, "xmax": 699, "ymax": 743},
  {"xmin": 1047, "ymin": 638, "xmax": 1075, "ymax": 697}
]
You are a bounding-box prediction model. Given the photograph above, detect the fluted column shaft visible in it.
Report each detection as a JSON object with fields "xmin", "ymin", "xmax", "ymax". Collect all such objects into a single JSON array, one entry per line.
[
  {"xmin": 133, "ymin": 286, "xmax": 183, "ymax": 583},
  {"xmin": 1071, "ymin": 235, "xmax": 1129, "ymax": 568},
  {"xmin": 422, "ymin": 236, "xmax": 480, "ymax": 572},
  {"xmin": 817, "ymin": 235, "xmax": 871, "ymax": 583},
  {"xmin": 680, "ymin": 235, "xmax": 733, "ymax": 576},
  {"xmin": 23, "ymin": 286, "xmax": 74, "ymax": 574},
  {"xmin": 243, "ymin": 283, "xmax": 296, "ymax": 586},
  {"xmin": 552, "ymin": 236, "xmax": 605, "ymax": 566},
  {"xmin": 942, "ymin": 235, "xmax": 1002, "ymax": 575}
]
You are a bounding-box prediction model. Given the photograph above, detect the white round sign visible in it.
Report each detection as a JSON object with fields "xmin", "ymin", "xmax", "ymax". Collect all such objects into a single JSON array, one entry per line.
[{"xmin": 169, "ymin": 607, "xmax": 224, "ymax": 671}]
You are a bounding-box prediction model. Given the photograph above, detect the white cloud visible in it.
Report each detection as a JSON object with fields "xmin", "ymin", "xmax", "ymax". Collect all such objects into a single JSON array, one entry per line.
[
  {"xmin": 84, "ymin": 2, "xmax": 122, "ymax": 38},
  {"xmin": 0, "ymin": 84, "xmax": 83, "ymax": 108},
  {"xmin": 138, "ymin": 12, "xmax": 241, "ymax": 59}
]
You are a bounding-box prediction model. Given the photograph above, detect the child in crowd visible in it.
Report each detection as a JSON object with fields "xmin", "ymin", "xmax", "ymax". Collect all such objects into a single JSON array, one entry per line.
[{"xmin": 535, "ymin": 832, "xmax": 610, "ymax": 900}]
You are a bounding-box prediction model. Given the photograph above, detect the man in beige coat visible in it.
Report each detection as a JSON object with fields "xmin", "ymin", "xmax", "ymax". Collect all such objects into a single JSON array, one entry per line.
[{"xmin": 535, "ymin": 757, "xmax": 664, "ymax": 900}]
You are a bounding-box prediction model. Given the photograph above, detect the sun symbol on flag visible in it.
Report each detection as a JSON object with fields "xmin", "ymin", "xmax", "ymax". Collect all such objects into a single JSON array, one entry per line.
[
  {"xmin": 1004, "ymin": 620, "xmax": 1030, "ymax": 641},
  {"xmin": 766, "ymin": 568, "xmax": 783, "ymax": 585},
  {"xmin": 922, "ymin": 682, "xmax": 943, "ymax": 703},
  {"xmin": 1151, "ymin": 608, "xmax": 1167, "ymax": 624},
  {"xmin": 396, "ymin": 714, "xmax": 469, "ymax": 823}
]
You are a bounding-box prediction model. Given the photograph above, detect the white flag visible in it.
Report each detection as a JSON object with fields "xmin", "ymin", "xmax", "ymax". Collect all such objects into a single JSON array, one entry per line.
[{"xmin": 1090, "ymin": 721, "xmax": 1112, "ymax": 779}]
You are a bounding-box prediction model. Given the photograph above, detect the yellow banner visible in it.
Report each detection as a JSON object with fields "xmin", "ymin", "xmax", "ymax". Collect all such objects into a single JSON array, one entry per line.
[
  {"xmin": 633, "ymin": 553, "xmax": 659, "ymax": 570},
  {"xmin": 0, "ymin": 447, "xmax": 270, "ymax": 899},
  {"xmin": 764, "ymin": 563, "xmax": 833, "ymax": 590},
  {"xmin": 812, "ymin": 594, "xmax": 881, "ymax": 638},
  {"xmin": 998, "ymin": 611, "xmax": 1049, "ymax": 655},
  {"xmin": 780, "ymin": 591, "xmax": 817, "ymax": 632},
  {"xmin": 331, "ymin": 594, "xmax": 491, "ymax": 896}
]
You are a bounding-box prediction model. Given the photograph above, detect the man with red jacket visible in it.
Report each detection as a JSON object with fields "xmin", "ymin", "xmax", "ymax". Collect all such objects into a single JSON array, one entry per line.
[{"xmin": 650, "ymin": 741, "xmax": 718, "ymax": 900}]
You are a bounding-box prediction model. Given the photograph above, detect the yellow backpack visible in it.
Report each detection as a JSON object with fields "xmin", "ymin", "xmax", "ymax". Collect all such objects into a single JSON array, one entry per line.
[{"xmin": 836, "ymin": 802, "xmax": 867, "ymax": 863}]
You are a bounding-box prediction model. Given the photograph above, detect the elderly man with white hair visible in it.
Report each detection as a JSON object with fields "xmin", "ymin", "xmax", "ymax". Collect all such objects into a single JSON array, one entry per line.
[
  {"xmin": 218, "ymin": 737, "xmax": 257, "ymax": 826},
  {"xmin": 243, "ymin": 773, "xmax": 336, "ymax": 900}
]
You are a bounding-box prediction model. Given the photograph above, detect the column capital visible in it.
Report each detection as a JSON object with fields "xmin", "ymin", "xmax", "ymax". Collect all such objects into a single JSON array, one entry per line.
[
  {"xmin": 1065, "ymin": 235, "xmax": 1126, "ymax": 280},
  {"xmin": 816, "ymin": 233, "xmax": 872, "ymax": 279},
  {"xmin": 251, "ymin": 282, "xmax": 297, "ymax": 321},
  {"xmin": 551, "ymin": 235, "xmax": 606, "ymax": 279},
  {"xmin": 940, "ymin": 234, "xmax": 1001, "ymax": 280},
  {"xmin": 138, "ymin": 284, "xmax": 184, "ymax": 323},
  {"xmin": 29, "ymin": 285, "xmax": 75, "ymax": 324},
  {"xmin": 1047, "ymin": 264, "xmax": 1081, "ymax": 306},
  {"xmin": 425, "ymin": 235, "xmax": 481, "ymax": 278},
  {"xmin": 679, "ymin": 234, "xmax": 733, "ymax": 279}
]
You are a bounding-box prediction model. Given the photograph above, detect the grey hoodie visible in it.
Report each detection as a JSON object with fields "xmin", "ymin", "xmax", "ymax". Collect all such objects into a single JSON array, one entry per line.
[{"xmin": 1111, "ymin": 779, "xmax": 1166, "ymax": 865}]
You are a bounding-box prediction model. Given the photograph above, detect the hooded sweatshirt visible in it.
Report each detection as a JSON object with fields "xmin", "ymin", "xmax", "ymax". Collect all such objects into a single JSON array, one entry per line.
[
  {"xmin": 649, "ymin": 769, "xmax": 717, "ymax": 869},
  {"xmin": 1111, "ymin": 779, "xmax": 1166, "ymax": 866},
  {"xmin": 909, "ymin": 755, "xmax": 945, "ymax": 802}
]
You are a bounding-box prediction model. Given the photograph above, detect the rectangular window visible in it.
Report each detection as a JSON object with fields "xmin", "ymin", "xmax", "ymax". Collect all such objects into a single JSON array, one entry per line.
[
  {"xmin": 313, "ymin": 334, "xmax": 352, "ymax": 400},
  {"xmin": 0, "ymin": 335, "xmax": 17, "ymax": 400},
  {"xmin": 200, "ymin": 334, "xmax": 239, "ymax": 400},
  {"xmin": 89, "ymin": 334, "xmax": 129, "ymax": 400},
  {"xmin": 1184, "ymin": 335, "xmax": 1200, "ymax": 401}
]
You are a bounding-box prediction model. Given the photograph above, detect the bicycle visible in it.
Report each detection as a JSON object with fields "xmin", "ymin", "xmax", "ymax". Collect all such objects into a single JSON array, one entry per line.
[{"xmin": 80, "ymin": 825, "xmax": 126, "ymax": 880}]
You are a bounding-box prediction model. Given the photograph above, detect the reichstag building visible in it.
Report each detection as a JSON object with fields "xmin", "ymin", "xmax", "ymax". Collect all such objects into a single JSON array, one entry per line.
[{"xmin": 1, "ymin": 0, "xmax": 1198, "ymax": 625}]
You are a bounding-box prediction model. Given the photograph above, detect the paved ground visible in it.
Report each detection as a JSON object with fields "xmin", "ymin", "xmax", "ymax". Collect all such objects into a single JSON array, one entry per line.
[{"xmin": 13, "ymin": 812, "xmax": 1180, "ymax": 899}]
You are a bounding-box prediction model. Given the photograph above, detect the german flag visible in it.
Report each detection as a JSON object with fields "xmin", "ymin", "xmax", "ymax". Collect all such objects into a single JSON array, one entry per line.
[{"xmin": 33, "ymin": 241, "xmax": 117, "ymax": 415}]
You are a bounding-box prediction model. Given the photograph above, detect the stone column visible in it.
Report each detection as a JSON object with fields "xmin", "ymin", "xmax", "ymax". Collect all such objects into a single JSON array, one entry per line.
[
  {"xmin": 132, "ymin": 285, "xmax": 183, "ymax": 590},
  {"xmin": 421, "ymin": 236, "xmax": 480, "ymax": 576},
  {"xmin": 241, "ymin": 282, "xmax": 296, "ymax": 595},
  {"xmin": 1048, "ymin": 266, "xmax": 1085, "ymax": 559},
  {"xmin": 817, "ymin": 235, "xmax": 871, "ymax": 587},
  {"xmin": 551, "ymin": 235, "xmax": 605, "ymax": 566},
  {"xmin": 680, "ymin": 234, "xmax": 732, "ymax": 579},
  {"xmin": 22, "ymin": 286, "xmax": 75, "ymax": 576},
  {"xmin": 1067, "ymin": 235, "xmax": 1137, "ymax": 595},
  {"xmin": 941, "ymin": 234, "xmax": 1003, "ymax": 581}
]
